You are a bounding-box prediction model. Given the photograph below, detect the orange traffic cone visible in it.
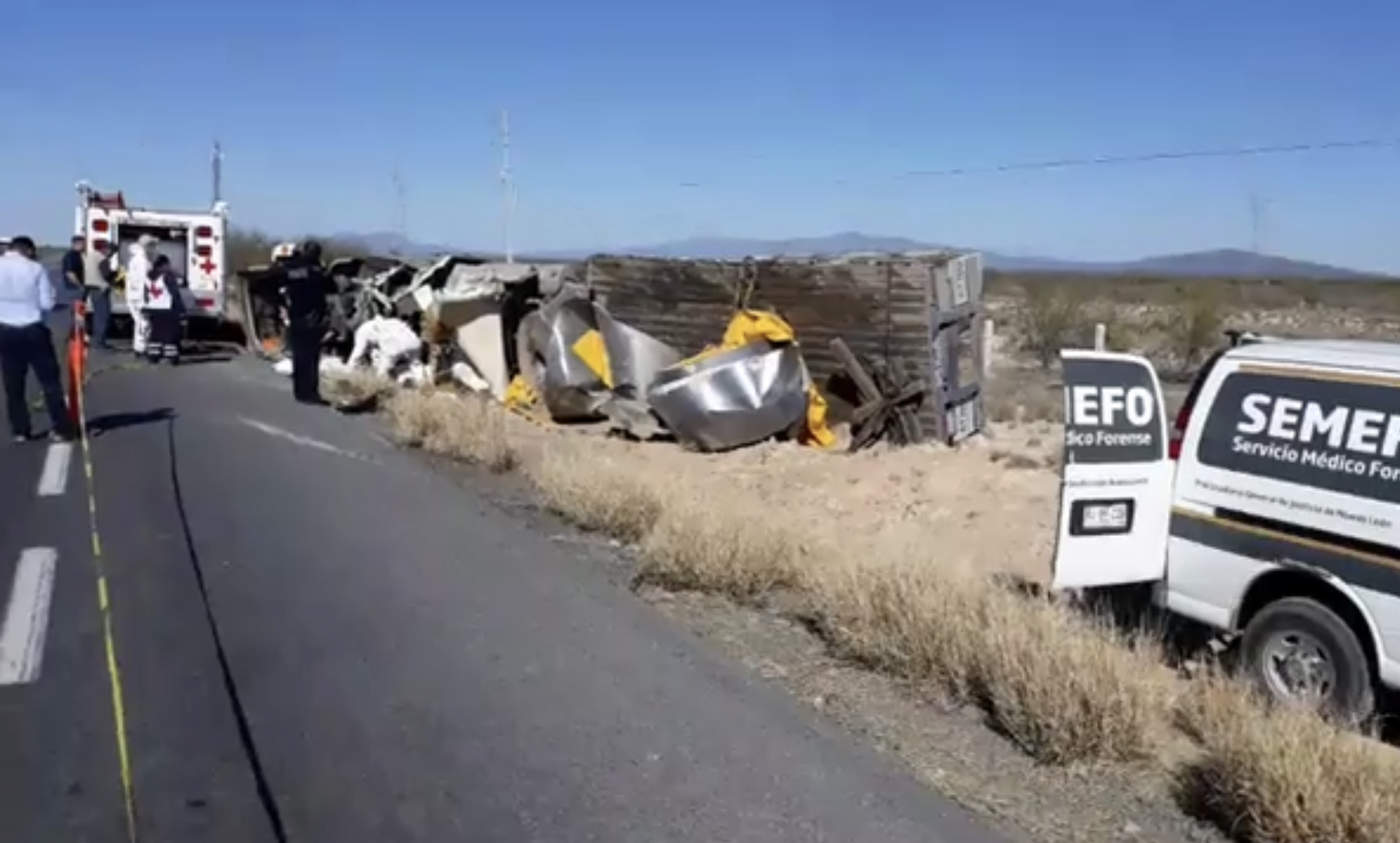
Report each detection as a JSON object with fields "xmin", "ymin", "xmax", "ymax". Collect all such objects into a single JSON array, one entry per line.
[{"xmin": 67, "ymin": 301, "xmax": 87, "ymax": 430}]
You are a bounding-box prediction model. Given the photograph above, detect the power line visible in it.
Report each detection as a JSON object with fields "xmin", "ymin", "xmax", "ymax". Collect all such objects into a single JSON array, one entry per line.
[{"xmin": 902, "ymin": 137, "xmax": 1400, "ymax": 177}]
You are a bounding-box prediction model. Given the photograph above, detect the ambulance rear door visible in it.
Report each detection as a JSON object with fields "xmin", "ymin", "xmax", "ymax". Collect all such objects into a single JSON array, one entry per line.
[
  {"xmin": 184, "ymin": 214, "xmax": 225, "ymax": 316},
  {"xmin": 1051, "ymin": 350, "xmax": 1174, "ymax": 589}
]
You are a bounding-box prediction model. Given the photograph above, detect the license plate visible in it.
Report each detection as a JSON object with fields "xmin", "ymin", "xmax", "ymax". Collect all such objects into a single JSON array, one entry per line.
[{"xmin": 1082, "ymin": 502, "xmax": 1130, "ymax": 531}]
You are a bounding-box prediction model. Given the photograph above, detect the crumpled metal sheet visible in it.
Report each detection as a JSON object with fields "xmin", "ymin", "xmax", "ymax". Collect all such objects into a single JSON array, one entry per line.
[
  {"xmin": 598, "ymin": 395, "xmax": 666, "ymax": 441},
  {"xmin": 594, "ymin": 304, "xmax": 682, "ymax": 399},
  {"xmin": 394, "ymin": 255, "xmax": 482, "ymax": 317},
  {"xmin": 518, "ymin": 292, "xmax": 610, "ymax": 420},
  {"xmin": 648, "ymin": 343, "xmax": 809, "ymax": 452}
]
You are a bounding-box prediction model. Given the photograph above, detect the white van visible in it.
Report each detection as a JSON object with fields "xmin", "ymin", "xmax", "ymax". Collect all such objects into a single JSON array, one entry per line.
[{"xmin": 1054, "ymin": 339, "xmax": 1400, "ymax": 718}]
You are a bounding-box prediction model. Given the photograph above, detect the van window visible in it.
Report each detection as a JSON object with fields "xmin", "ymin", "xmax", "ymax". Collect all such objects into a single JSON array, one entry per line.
[
  {"xmin": 1196, "ymin": 368, "xmax": 1400, "ymax": 506},
  {"xmin": 1179, "ymin": 350, "xmax": 1225, "ymax": 422},
  {"xmin": 1169, "ymin": 349, "xmax": 1225, "ymax": 458}
]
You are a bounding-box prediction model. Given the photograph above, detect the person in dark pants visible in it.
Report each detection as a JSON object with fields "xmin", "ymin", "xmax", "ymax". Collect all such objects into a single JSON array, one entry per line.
[
  {"xmin": 278, "ymin": 240, "xmax": 336, "ymax": 404},
  {"xmin": 0, "ymin": 237, "xmax": 72, "ymax": 442},
  {"xmin": 143, "ymin": 254, "xmax": 185, "ymax": 365},
  {"xmin": 62, "ymin": 235, "xmax": 85, "ymax": 299},
  {"xmin": 83, "ymin": 240, "xmax": 117, "ymax": 349}
]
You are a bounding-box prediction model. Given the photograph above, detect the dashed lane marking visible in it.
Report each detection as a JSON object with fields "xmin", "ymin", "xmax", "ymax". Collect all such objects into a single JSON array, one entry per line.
[
  {"xmin": 0, "ymin": 548, "xmax": 57, "ymax": 685},
  {"xmin": 36, "ymin": 441, "xmax": 73, "ymax": 497},
  {"xmin": 238, "ymin": 417, "xmax": 377, "ymax": 464}
]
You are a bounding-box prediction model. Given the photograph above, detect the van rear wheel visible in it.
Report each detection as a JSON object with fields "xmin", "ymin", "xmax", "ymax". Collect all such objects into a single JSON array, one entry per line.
[{"xmin": 1240, "ymin": 597, "xmax": 1374, "ymax": 722}]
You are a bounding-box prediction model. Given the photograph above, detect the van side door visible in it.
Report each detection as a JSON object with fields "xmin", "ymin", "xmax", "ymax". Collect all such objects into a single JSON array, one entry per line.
[{"xmin": 1051, "ymin": 350, "xmax": 1173, "ymax": 589}]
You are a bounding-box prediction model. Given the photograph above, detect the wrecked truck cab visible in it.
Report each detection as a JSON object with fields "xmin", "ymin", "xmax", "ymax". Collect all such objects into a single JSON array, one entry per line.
[{"xmin": 1054, "ymin": 340, "xmax": 1400, "ymax": 720}]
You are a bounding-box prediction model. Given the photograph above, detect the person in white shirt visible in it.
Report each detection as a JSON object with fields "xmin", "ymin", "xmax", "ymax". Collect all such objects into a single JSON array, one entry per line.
[{"xmin": 0, "ymin": 236, "xmax": 72, "ymax": 442}]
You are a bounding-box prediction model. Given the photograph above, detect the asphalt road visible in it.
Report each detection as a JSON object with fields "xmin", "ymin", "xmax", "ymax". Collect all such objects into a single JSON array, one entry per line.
[{"xmin": 0, "ymin": 348, "xmax": 1010, "ymax": 842}]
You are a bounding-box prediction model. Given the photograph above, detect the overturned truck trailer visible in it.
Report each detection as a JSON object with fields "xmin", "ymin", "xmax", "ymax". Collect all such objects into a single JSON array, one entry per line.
[{"xmin": 583, "ymin": 252, "xmax": 985, "ymax": 444}]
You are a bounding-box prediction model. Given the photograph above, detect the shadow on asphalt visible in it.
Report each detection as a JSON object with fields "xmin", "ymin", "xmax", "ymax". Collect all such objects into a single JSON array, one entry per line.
[{"xmin": 88, "ymin": 407, "xmax": 176, "ymax": 436}]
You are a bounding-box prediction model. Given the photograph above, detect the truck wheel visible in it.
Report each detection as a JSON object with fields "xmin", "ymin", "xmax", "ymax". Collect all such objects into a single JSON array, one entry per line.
[{"xmin": 1240, "ymin": 597, "xmax": 1374, "ymax": 722}]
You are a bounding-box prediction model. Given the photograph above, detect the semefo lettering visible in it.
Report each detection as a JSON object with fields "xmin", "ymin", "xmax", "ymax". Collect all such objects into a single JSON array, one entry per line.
[
  {"xmin": 1070, "ymin": 385, "xmax": 1154, "ymax": 427},
  {"xmin": 1237, "ymin": 393, "xmax": 1400, "ymax": 457}
]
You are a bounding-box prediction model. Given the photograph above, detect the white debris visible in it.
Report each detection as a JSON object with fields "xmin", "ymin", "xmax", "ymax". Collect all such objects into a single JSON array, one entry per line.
[
  {"xmin": 319, "ymin": 356, "xmax": 353, "ymax": 377},
  {"xmin": 450, "ymin": 361, "xmax": 491, "ymax": 392},
  {"xmin": 272, "ymin": 358, "xmax": 294, "ymax": 376},
  {"xmin": 395, "ymin": 362, "xmax": 432, "ymax": 388},
  {"xmin": 349, "ymin": 316, "xmax": 423, "ymax": 377}
]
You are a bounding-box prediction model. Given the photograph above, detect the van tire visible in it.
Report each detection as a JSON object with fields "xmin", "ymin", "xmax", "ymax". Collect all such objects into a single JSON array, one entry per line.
[{"xmin": 1240, "ymin": 597, "xmax": 1374, "ymax": 722}]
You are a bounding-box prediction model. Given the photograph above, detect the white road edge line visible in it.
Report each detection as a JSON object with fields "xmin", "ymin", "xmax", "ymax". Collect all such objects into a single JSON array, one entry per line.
[
  {"xmin": 36, "ymin": 442, "xmax": 73, "ymax": 497},
  {"xmin": 0, "ymin": 548, "xmax": 58, "ymax": 685},
  {"xmin": 237, "ymin": 417, "xmax": 375, "ymax": 463}
]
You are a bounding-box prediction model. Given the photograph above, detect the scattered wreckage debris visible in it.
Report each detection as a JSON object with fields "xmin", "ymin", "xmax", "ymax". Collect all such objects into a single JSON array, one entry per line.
[
  {"xmin": 247, "ymin": 246, "xmax": 988, "ymax": 453},
  {"xmin": 829, "ymin": 337, "xmax": 926, "ymax": 450},
  {"xmin": 583, "ymin": 252, "xmax": 986, "ymax": 444},
  {"xmin": 508, "ymin": 289, "xmax": 830, "ymax": 451}
]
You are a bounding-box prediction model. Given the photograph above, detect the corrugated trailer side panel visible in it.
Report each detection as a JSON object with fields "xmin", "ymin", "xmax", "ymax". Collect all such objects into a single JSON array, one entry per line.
[{"xmin": 585, "ymin": 255, "xmax": 943, "ymax": 435}]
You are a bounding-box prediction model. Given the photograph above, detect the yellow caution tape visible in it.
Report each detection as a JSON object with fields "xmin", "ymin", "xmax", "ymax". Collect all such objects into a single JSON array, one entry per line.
[{"xmin": 73, "ymin": 332, "xmax": 139, "ymax": 842}]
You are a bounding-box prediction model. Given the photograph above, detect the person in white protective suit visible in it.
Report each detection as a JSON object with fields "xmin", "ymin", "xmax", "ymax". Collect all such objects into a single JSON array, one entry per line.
[
  {"xmin": 124, "ymin": 235, "xmax": 157, "ymax": 357},
  {"xmin": 348, "ymin": 316, "xmax": 422, "ymax": 378}
]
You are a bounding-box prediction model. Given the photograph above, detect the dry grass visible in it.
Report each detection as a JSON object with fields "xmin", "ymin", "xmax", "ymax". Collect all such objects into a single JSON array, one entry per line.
[
  {"xmin": 638, "ymin": 493, "xmax": 804, "ymax": 598},
  {"xmin": 383, "ymin": 389, "xmax": 517, "ymax": 473},
  {"xmin": 977, "ymin": 591, "xmax": 1167, "ymax": 763},
  {"xmin": 531, "ymin": 441, "xmax": 664, "ymax": 543},
  {"xmin": 322, "ymin": 369, "xmax": 395, "ymax": 409},
  {"xmin": 1176, "ymin": 677, "xmax": 1400, "ymax": 843},
  {"xmin": 804, "ymin": 551, "xmax": 1168, "ymax": 763}
]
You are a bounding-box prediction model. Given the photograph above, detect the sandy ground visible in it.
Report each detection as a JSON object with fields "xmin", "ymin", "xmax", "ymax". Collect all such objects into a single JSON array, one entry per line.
[{"xmin": 501, "ymin": 408, "xmax": 1065, "ymax": 586}]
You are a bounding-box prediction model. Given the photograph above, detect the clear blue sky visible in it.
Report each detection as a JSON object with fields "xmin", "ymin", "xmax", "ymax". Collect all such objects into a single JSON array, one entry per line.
[{"xmin": 4, "ymin": 0, "xmax": 1399, "ymax": 271}]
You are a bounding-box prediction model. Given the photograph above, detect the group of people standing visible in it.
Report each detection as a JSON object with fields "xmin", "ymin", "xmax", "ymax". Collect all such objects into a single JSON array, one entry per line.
[
  {"xmin": 1, "ymin": 232, "xmax": 338, "ymax": 443},
  {"xmin": 0, "ymin": 231, "xmax": 195, "ymax": 444},
  {"xmin": 64, "ymin": 233, "xmax": 185, "ymax": 365}
]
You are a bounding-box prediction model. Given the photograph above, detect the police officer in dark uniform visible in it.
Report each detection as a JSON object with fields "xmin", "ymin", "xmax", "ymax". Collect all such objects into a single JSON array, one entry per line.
[{"xmin": 278, "ymin": 240, "xmax": 337, "ymax": 404}]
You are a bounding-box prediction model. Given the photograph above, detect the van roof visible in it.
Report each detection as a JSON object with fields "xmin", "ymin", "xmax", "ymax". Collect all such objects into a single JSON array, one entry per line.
[{"xmin": 1228, "ymin": 338, "xmax": 1400, "ymax": 373}]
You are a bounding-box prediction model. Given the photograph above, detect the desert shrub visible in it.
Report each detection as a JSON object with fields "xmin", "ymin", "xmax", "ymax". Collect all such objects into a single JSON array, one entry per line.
[
  {"xmin": 1021, "ymin": 282, "xmax": 1090, "ymax": 368},
  {"xmin": 1170, "ymin": 284, "xmax": 1227, "ymax": 372}
]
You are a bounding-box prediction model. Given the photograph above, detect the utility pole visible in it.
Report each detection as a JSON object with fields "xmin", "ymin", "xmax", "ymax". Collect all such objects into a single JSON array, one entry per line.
[
  {"xmin": 211, "ymin": 140, "xmax": 224, "ymax": 205},
  {"xmin": 499, "ymin": 109, "xmax": 516, "ymax": 264}
]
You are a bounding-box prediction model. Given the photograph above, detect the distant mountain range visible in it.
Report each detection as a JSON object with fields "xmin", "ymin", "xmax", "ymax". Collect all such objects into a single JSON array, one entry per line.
[{"xmin": 334, "ymin": 230, "xmax": 1387, "ymax": 280}]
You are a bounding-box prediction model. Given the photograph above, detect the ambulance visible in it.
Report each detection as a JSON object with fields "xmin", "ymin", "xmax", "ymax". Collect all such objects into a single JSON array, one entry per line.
[
  {"xmin": 74, "ymin": 182, "xmax": 230, "ymax": 321},
  {"xmin": 1055, "ymin": 338, "xmax": 1400, "ymax": 720}
]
